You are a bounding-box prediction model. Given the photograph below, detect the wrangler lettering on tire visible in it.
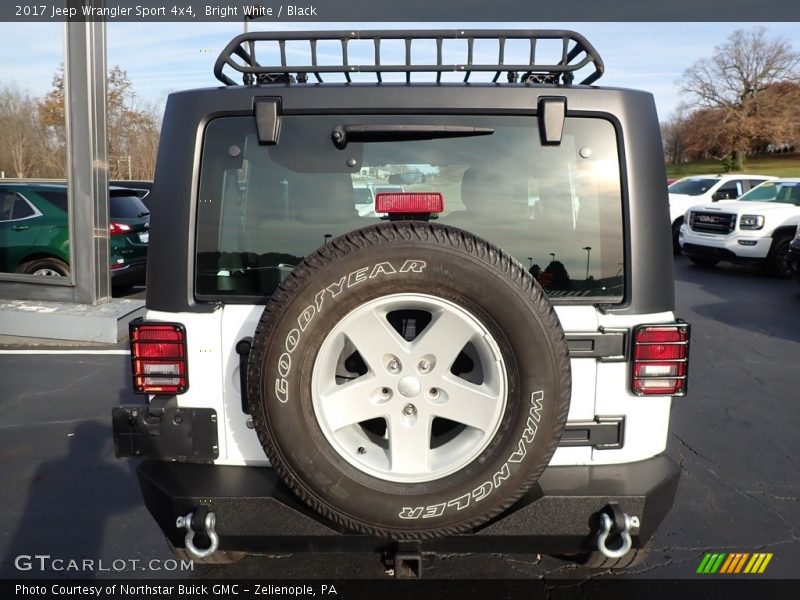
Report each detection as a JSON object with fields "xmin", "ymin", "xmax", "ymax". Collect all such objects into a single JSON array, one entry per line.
[{"xmin": 247, "ymin": 222, "xmax": 571, "ymax": 538}]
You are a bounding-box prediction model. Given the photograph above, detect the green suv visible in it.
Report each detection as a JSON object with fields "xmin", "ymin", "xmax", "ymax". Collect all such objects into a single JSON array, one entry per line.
[{"xmin": 0, "ymin": 183, "xmax": 150, "ymax": 287}]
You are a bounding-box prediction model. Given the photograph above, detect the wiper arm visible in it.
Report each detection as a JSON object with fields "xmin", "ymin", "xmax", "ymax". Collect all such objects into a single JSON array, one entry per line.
[{"xmin": 332, "ymin": 124, "xmax": 493, "ymax": 149}]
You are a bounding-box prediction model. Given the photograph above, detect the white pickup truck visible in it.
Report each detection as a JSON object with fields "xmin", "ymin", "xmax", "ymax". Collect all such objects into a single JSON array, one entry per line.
[
  {"xmin": 668, "ymin": 174, "xmax": 776, "ymax": 253},
  {"xmin": 679, "ymin": 178, "xmax": 800, "ymax": 276}
]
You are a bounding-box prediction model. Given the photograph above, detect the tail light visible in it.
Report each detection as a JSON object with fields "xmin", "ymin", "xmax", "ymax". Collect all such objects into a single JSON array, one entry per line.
[
  {"xmin": 110, "ymin": 222, "xmax": 132, "ymax": 236},
  {"xmin": 375, "ymin": 192, "xmax": 444, "ymax": 215},
  {"xmin": 632, "ymin": 322, "xmax": 690, "ymax": 396},
  {"xmin": 130, "ymin": 321, "xmax": 188, "ymax": 394}
]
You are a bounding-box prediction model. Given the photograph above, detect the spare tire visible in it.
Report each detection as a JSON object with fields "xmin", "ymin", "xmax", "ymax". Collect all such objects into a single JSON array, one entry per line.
[{"xmin": 247, "ymin": 221, "xmax": 571, "ymax": 538}]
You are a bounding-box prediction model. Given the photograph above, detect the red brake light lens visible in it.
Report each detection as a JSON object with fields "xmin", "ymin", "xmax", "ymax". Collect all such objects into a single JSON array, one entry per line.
[
  {"xmin": 375, "ymin": 192, "xmax": 444, "ymax": 214},
  {"xmin": 634, "ymin": 343, "xmax": 686, "ymax": 361},
  {"xmin": 109, "ymin": 222, "xmax": 132, "ymax": 236},
  {"xmin": 130, "ymin": 322, "xmax": 188, "ymax": 394},
  {"xmin": 632, "ymin": 323, "xmax": 690, "ymax": 396}
]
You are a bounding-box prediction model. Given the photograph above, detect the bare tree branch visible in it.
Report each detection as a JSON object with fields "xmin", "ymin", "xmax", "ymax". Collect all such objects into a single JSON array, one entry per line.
[{"xmin": 679, "ymin": 27, "xmax": 800, "ymax": 168}]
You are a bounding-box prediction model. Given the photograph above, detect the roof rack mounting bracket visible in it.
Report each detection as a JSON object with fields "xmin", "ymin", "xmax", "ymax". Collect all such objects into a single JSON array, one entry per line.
[
  {"xmin": 538, "ymin": 96, "xmax": 566, "ymax": 146},
  {"xmin": 254, "ymin": 98, "xmax": 282, "ymax": 145}
]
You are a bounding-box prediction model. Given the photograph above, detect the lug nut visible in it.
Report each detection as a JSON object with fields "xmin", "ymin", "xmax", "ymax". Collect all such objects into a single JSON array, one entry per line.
[
  {"xmin": 417, "ymin": 355, "xmax": 436, "ymax": 374},
  {"xmin": 387, "ymin": 358, "xmax": 401, "ymax": 374},
  {"xmin": 428, "ymin": 387, "xmax": 439, "ymax": 398},
  {"xmin": 402, "ymin": 403, "xmax": 417, "ymax": 416}
]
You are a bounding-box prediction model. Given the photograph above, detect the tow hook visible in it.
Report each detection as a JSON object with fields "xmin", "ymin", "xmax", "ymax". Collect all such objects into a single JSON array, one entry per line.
[
  {"xmin": 595, "ymin": 503, "xmax": 640, "ymax": 559},
  {"xmin": 176, "ymin": 505, "xmax": 219, "ymax": 559}
]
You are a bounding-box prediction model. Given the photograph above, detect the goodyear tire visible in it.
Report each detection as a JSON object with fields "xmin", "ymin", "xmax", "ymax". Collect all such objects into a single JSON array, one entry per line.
[{"xmin": 247, "ymin": 222, "xmax": 571, "ymax": 538}]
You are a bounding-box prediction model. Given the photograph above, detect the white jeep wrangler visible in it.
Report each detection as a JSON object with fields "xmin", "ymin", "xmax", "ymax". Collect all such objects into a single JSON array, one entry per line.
[{"xmin": 112, "ymin": 29, "xmax": 691, "ymax": 572}]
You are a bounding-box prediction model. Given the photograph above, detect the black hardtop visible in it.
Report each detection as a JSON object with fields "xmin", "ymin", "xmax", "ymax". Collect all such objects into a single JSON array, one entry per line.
[{"xmin": 145, "ymin": 33, "xmax": 672, "ymax": 317}]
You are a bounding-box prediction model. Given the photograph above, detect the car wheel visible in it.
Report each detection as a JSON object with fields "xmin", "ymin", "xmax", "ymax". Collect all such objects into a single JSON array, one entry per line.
[
  {"xmin": 246, "ymin": 221, "xmax": 572, "ymax": 539},
  {"xmin": 672, "ymin": 220, "xmax": 682, "ymax": 256},
  {"xmin": 688, "ymin": 256, "xmax": 719, "ymax": 268},
  {"xmin": 17, "ymin": 257, "xmax": 70, "ymax": 277},
  {"xmin": 766, "ymin": 236, "xmax": 792, "ymax": 278}
]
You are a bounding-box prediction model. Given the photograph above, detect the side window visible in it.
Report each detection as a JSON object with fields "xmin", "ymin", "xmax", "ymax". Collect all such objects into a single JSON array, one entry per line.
[
  {"xmin": 0, "ymin": 192, "xmax": 15, "ymax": 221},
  {"xmin": 747, "ymin": 179, "xmax": 766, "ymax": 191},
  {"xmin": 0, "ymin": 192, "xmax": 36, "ymax": 221},
  {"xmin": 715, "ymin": 181, "xmax": 741, "ymax": 200},
  {"xmin": 12, "ymin": 196, "xmax": 36, "ymax": 220}
]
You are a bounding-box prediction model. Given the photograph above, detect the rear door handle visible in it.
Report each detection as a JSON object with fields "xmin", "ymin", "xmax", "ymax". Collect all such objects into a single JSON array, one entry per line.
[{"xmin": 11, "ymin": 225, "xmax": 30, "ymax": 231}]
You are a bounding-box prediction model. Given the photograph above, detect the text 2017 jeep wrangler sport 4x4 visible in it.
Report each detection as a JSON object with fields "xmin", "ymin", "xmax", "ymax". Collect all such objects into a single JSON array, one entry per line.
[{"xmin": 113, "ymin": 30, "xmax": 690, "ymax": 571}]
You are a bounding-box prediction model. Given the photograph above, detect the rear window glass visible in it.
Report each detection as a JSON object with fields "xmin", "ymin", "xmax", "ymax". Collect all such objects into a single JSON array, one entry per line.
[
  {"xmin": 195, "ymin": 114, "xmax": 624, "ymax": 302},
  {"xmin": 110, "ymin": 194, "xmax": 150, "ymax": 218}
]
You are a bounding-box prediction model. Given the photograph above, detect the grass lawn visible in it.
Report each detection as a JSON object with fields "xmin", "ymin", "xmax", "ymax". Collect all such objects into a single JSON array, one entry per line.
[{"xmin": 666, "ymin": 154, "xmax": 800, "ymax": 178}]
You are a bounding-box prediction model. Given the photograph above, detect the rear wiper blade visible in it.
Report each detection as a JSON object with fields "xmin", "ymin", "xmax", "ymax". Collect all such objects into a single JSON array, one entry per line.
[
  {"xmin": 138, "ymin": 211, "xmax": 150, "ymax": 217},
  {"xmin": 332, "ymin": 124, "xmax": 493, "ymax": 149}
]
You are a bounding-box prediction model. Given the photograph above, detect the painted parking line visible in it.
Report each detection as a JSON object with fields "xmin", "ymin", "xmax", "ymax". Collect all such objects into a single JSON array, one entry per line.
[{"xmin": 0, "ymin": 349, "xmax": 130, "ymax": 355}]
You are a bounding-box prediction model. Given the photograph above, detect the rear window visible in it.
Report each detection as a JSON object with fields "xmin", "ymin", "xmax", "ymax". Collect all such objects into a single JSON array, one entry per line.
[
  {"xmin": 110, "ymin": 194, "xmax": 150, "ymax": 218},
  {"xmin": 195, "ymin": 114, "xmax": 624, "ymax": 302}
]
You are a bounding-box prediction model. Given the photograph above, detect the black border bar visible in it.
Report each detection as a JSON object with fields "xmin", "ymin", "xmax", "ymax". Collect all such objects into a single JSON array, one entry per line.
[{"xmin": 3, "ymin": 0, "xmax": 800, "ymax": 22}]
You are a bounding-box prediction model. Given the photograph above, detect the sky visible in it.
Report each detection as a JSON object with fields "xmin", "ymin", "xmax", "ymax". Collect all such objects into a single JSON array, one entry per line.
[{"xmin": 2, "ymin": 22, "xmax": 800, "ymax": 121}]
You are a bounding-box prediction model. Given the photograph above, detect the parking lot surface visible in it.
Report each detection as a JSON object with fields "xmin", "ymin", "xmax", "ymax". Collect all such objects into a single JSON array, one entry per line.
[{"xmin": 0, "ymin": 258, "xmax": 798, "ymax": 580}]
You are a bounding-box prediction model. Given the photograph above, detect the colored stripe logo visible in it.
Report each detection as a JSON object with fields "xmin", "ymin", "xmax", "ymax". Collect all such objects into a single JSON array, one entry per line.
[{"xmin": 696, "ymin": 552, "xmax": 773, "ymax": 574}]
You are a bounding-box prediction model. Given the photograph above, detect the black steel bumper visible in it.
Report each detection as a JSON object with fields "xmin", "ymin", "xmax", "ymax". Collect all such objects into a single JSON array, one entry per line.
[{"xmin": 136, "ymin": 455, "xmax": 680, "ymax": 556}]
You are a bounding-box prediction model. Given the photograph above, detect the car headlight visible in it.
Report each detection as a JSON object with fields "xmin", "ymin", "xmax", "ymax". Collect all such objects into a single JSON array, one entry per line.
[{"xmin": 739, "ymin": 215, "xmax": 764, "ymax": 230}]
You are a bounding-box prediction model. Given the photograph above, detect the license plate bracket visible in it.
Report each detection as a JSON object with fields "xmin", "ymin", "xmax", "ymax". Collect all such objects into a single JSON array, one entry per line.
[{"xmin": 112, "ymin": 406, "xmax": 218, "ymax": 462}]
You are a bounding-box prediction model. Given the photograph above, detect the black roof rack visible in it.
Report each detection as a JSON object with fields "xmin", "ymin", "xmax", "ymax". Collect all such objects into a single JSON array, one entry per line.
[{"xmin": 213, "ymin": 30, "xmax": 604, "ymax": 87}]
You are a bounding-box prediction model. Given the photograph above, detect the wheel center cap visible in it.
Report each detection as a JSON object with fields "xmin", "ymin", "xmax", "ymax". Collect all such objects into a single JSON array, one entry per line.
[{"xmin": 397, "ymin": 376, "xmax": 421, "ymax": 398}]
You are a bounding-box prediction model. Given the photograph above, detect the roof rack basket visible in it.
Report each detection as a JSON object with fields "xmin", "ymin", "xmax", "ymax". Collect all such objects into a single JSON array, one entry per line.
[{"xmin": 213, "ymin": 30, "xmax": 604, "ymax": 87}]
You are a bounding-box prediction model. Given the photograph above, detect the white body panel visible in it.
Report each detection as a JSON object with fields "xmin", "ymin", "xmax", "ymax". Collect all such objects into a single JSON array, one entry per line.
[{"xmin": 138, "ymin": 304, "xmax": 678, "ymax": 468}]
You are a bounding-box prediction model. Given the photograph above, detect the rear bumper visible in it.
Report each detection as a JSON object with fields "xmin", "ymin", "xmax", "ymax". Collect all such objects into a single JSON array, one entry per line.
[{"xmin": 136, "ymin": 455, "xmax": 680, "ymax": 555}]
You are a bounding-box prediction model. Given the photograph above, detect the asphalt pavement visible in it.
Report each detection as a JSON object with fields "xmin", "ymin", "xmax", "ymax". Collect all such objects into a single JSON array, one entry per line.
[{"xmin": 0, "ymin": 258, "xmax": 798, "ymax": 581}]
